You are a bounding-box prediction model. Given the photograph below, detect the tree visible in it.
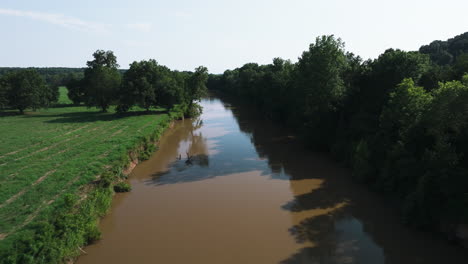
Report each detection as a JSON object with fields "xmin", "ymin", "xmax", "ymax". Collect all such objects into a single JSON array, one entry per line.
[
  {"xmin": 83, "ymin": 50, "xmax": 121, "ymax": 112},
  {"xmin": 2, "ymin": 69, "xmax": 53, "ymax": 113},
  {"xmin": 186, "ymin": 66, "xmax": 208, "ymax": 108},
  {"xmin": 400, "ymin": 77, "xmax": 468, "ymax": 227},
  {"xmin": 296, "ymin": 35, "xmax": 348, "ymax": 114},
  {"xmin": 453, "ymin": 53, "xmax": 468, "ymax": 79},
  {"xmin": 66, "ymin": 76, "xmax": 86, "ymax": 105},
  {"xmin": 86, "ymin": 50, "xmax": 119, "ymax": 69},
  {"xmin": 375, "ymin": 79, "xmax": 433, "ymax": 192},
  {"xmin": 380, "ymin": 78, "xmax": 432, "ymax": 142},
  {"xmin": 119, "ymin": 60, "xmax": 159, "ymax": 112},
  {"xmin": 294, "ymin": 35, "xmax": 349, "ymax": 148},
  {"xmin": 0, "ymin": 76, "xmax": 8, "ymax": 109}
]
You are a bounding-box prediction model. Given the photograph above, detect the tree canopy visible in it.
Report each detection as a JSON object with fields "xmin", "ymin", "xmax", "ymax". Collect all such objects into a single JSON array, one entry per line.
[{"xmin": 0, "ymin": 69, "xmax": 55, "ymax": 113}]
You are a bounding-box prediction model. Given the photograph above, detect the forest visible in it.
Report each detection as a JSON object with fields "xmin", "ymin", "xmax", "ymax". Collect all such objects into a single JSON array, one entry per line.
[{"xmin": 208, "ymin": 32, "xmax": 468, "ymax": 234}]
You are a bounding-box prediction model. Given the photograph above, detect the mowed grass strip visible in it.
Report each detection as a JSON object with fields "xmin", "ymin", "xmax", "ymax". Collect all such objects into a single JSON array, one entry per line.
[{"xmin": 0, "ymin": 103, "xmax": 169, "ymax": 236}]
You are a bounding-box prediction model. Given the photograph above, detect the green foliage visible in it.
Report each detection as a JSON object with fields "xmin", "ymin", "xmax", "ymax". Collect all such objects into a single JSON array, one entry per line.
[
  {"xmin": 380, "ymin": 79, "xmax": 432, "ymax": 141},
  {"xmin": 0, "ymin": 69, "xmax": 56, "ymax": 113},
  {"xmin": 351, "ymin": 140, "xmax": 373, "ymax": 182},
  {"xmin": 86, "ymin": 50, "xmax": 119, "ymax": 69},
  {"xmin": 294, "ymin": 35, "xmax": 349, "ymax": 147},
  {"xmin": 186, "ymin": 66, "xmax": 209, "ymax": 106},
  {"xmin": 114, "ymin": 182, "xmax": 131, "ymax": 193},
  {"xmin": 420, "ymin": 32, "xmax": 468, "ymax": 66},
  {"xmin": 66, "ymin": 76, "xmax": 86, "ymax": 105},
  {"xmin": 83, "ymin": 50, "xmax": 121, "ymax": 112},
  {"xmin": 0, "ymin": 78, "xmax": 8, "ymax": 109},
  {"xmin": 0, "ymin": 67, "xmax": 84, "ymax": 89},
  {"xmin": 296, "ymin": 35, "xmax": 348, "ymax": 114},
  {"xmin": 119, "ymin": 60, "xmax": 159, "ymax": 111}
]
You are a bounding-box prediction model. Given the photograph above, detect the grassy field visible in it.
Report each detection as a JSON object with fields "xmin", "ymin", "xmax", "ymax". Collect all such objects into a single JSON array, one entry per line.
[
  {"xmin": 0, "ymin": 88, "xmax": 176, "ymax": 262},
  {"xmin": 56, "ymin": 86, "xmax": 73, "ymax": 105}
]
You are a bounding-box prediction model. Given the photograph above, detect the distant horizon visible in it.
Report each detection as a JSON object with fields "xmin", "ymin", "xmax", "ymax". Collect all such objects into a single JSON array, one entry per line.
[{"xmin": 1, "ymin": 0, "xmax": 468, "ymax": 73}]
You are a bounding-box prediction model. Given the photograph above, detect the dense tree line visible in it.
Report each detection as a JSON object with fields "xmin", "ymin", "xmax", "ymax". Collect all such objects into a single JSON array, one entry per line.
[
  {"xmin": 0, "ymin": 67, "xmax": 84, "ymax": 88},
  {"xmin": 208, "ymin": 32, "xmax": 468, "ymax": 235},
  {"xmin": 0, "ymin": 50, "xmax": 208, "ymax": 115},
  {"xmin": 0, "ymin": 70, "xmax": 57, "ymax": 112}
]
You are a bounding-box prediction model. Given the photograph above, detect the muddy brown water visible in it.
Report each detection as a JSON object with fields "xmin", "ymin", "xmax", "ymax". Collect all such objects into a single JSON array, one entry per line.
[{"xmin": 77, "ymin": 97, "xmax": 468, "ymax": 264}]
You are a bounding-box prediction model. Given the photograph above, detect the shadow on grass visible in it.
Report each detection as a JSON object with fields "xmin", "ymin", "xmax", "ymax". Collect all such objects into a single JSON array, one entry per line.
[
  {"xmin": 20, "ymin": 109, "xmax": 167, "ymax": 123},
  {"xmin": 0, "ymin": 111, "xmax": 22, "ymax": 117}
]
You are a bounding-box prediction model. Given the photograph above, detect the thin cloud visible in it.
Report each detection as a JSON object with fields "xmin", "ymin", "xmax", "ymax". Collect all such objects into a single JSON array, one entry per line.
[
  {"xmin": 0, "ymin": 8, "xmax": 108, "ymax": 33},
  {"xmin": 174, "ymin": 11, "xmax": 191, "ymax": 19},
  {"xmin": 122, "ymin": 40, "xmax": 152, "ymax": 48},
  {"xmin": 126, "ymin": 22, "xmax": 152, "ymax": 32}
]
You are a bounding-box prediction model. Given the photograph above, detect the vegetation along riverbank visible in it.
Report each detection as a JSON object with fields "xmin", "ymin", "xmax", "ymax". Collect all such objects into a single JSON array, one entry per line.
[
  {"xmin": 0, "ymin": 50, "xmax": 208, "ymax": 263},
  {"xmin": 208, "ymin": 32, "xmax": 468, "ymax": 244}
]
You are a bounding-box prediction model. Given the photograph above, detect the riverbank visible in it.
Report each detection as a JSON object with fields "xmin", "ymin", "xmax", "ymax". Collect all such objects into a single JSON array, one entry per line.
[{"xmin": 0, "ymin": 104, "xmax": 182, "ymax": 263}]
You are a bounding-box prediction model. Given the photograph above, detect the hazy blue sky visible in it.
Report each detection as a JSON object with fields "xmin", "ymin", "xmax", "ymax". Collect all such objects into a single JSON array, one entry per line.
[{"xmin": 1, "ymin": 0, "xmax": 467, "ymax": 73}]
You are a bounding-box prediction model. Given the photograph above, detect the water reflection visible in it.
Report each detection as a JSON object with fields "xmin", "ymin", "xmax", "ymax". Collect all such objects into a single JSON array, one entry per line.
[{"xmin": 145, "ymin": 101, "xmax": 289, "ymax": 186}]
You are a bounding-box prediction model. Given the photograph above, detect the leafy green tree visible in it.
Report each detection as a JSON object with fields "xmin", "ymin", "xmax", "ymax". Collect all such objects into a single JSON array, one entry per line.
[
  {"xmin": 66, "ymin": 76, "xmax": 86, "ymax": 105},
  {"xmin": 401, "ymin": 77, "xmax": 468, "ymax": 227},
  {"xmin": 185, "ymin": 66, "xmax": 208, "ymax": 114},
  {"xmin": 0, "ymin": 76, "xmax": 8, "ymax": 109},
  {"xmin": 86, "ymin": 50, "xmax": 119, "ymax": 69},
  {"xmin": 157, "ymin": 69, "xmax": 186, "ymax": 108},
  {"xmin": 294, "ymin": 35, "xmax": 349, "ymax": 147},
  {"xmin": 453, "ymin": 53, "xmax": 468, "ymax": 79},
  {"xmin": 376, "ymin": 79, "xmax": 433, "ymax": 192},
  {"xmin": 296, "ymin": 35, "xmax": 348, "ymax": 115},
  {"xmin": 119, "ymin": 60, "xmax": 159, "ymax": 112},
  {"xmin": 380, "ymin": 78, "xmax": 432, "ymax": 142},
  {"xmin": 2, "ymin": 69, "xmax": 53, "ymax": 113},
  {"xmin": 83, "ymin": 50, "xmax": 121, "ymax": 112}
]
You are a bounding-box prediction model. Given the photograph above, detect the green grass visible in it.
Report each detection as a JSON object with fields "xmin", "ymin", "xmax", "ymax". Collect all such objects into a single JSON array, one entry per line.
[
  {"xmin": 0, "ymin": 89, "xmax": 179, "ymax": 262},
  {"xmin": 57, "ymin": 86, "xmax": 73, "ymax": 105}
]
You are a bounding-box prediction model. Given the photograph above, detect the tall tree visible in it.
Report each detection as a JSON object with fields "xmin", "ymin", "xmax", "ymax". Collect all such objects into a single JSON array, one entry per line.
[
  {"xmin": 186, "ymin": 66, "xmax": 208, "ymax": 107},
  {"xmin": 83, "ymin": 50, "xmax": 121, "ymax": 112},
  {"xmin": 294, "ymin": 35, "xmax": 349, "ymax": 147},
  {"xmin": 119, "ymin": 60, "xmax": 159, "ymax": 112},
  {"xmin": 0, "ymin": 76, "xmax": 8, "ymax": 109}
]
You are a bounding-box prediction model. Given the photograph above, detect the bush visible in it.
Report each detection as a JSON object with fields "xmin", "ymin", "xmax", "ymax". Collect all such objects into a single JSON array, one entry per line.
[{"xmin": 114, "ymin": 182, "xmax": 131, "ymax": 193}]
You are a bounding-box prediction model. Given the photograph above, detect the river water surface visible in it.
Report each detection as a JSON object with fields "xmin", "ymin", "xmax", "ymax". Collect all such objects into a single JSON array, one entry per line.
[{"xmin": 77, "ymin": 97, "xmax": 468, "ymax": 264}]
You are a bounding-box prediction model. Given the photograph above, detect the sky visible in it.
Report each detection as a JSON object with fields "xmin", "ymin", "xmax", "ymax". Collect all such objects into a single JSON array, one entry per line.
[{"xmin": 0, "ymin": 0, "xmax": 467, "ymax": 73}]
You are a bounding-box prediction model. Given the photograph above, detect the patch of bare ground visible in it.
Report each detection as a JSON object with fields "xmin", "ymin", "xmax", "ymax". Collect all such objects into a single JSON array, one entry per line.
[
  {"xmin": 64, "ymin": 124, "xmax": 90, "ymax": 135},
  {"xmin": 110, "ymin": 126, "xmax": 127, "ymax": 137},
  {"xmin": 1, "ymin": 123, "xmax": 104, "ymax": 163},
  {"xmin": 14, "ymin": 136, "xmax": 78, "ymax": 162},
  {"xmin": 0, "ymin": 142, "xmax": 41, "ymax": 159},
  {"xmin": 136, "ymin": 119, "xmax": 157, "ymax": 132}
]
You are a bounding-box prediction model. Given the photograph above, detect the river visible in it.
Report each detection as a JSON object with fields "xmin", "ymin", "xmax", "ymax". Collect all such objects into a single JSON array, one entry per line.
[{"xmin": 77, "ymin": 96, "xmax": 468, "ymax": 264}]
